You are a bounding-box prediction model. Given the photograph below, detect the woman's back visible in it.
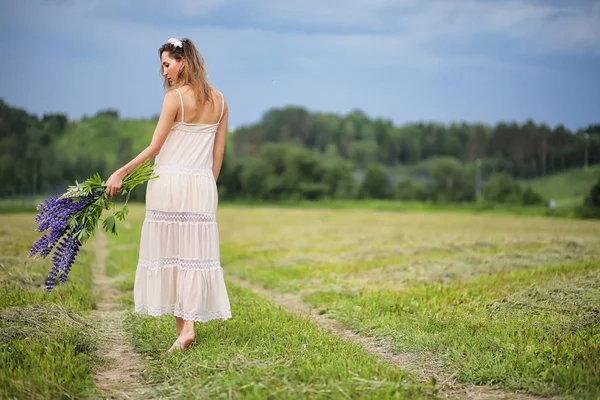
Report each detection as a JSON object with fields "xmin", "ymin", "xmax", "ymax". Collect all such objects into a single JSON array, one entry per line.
[
  {"xmin": 153, "ymin": 86, "xmax": 225, "ymax": 169},
  {"xmin": 175, "ymin": 86, "xmax": 224, "ymax": 125}
]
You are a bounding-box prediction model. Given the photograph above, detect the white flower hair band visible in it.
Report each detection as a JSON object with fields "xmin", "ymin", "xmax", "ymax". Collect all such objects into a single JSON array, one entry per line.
[{"xmin": 167, "ymin": 38, "xmax": 183, "ymax": 48}]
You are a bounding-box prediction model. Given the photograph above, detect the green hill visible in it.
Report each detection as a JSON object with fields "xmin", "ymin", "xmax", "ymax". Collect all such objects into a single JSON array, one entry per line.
[
  {"xmin": 524, "ymin": 165, "xmax": 600, "ymax": 208},
  {"xmin": 56, "ymin": 116, "xmax": 156, "ymax": 168}
]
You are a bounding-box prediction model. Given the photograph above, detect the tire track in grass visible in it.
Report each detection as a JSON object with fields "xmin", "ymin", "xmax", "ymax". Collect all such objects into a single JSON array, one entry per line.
[
  {"xmin": 90, "ymin": 230, "xmax": 147, "ymax": 399},
  {"xmin": 228, "ymin": 275, "xmax": 559, "ymax": 400}
]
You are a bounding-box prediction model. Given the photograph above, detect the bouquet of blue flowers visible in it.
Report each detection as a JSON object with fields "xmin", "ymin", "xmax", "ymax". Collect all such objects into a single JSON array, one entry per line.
[{"xmin": 28, "ymin": 161, "xmax": 158, "ymax": 291}]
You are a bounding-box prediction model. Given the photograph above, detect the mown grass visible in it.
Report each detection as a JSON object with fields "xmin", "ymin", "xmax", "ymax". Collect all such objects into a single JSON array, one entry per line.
[
  {"xmin": 217, "ymin": 207, "xmax": 600, "ymax": 292},
  {"xmin": 124, "ymin": 285, "xmax": 435, "ymax": 399},
  {"xmin": 105, "ymin": 204, "xmax": 437, "ymax": 399},
  {"xmin": 221, "ymin": 199, "xmax": 559, "ymax": 218},
  {"xmin": 0, "ymin": 213, "xmax": 100, "ymax": 399},
  {"xmin": 215, "ymin": 206, "xmax": 600, "ymax": 398},
  {"xmin": 15, "ymin": 201, "xmax": 594, "ymax": 399},
  {"xmin": 221, "ymin": 240, "xmax": 599, "ymax": 294},
  {"xmin": 304, "ymin": 261, "xmax": 600, "ymax": 398}
]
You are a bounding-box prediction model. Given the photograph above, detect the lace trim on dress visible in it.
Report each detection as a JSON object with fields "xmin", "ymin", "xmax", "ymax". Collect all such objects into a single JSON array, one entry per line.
[
  {"xmin": 145, "ymin": 209, "xmax": 217, "ymax": 225},
  {"xmin": 138, "ymin": 257, "xmax": 222, "ymax": 271},
  {"xmin": 154, "ymin": 164, "xmax": 214, "ymax": 177},
  {"xmin": 135, "ymin": 304, "xmax": 232, "ymax": 322}
]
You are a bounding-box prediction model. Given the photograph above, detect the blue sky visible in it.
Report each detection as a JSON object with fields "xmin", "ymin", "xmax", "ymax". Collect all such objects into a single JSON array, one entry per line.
[{"xmin": 1, "ymin": 0, "xmax": 599, "ymax": 131}]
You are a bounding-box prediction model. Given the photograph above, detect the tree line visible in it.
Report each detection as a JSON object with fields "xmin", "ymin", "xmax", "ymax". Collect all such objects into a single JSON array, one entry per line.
[
  {"xmin": 219, "ymin": 106, "xmax": 599, "ymax": 209},
  {"xmin": 231, "ymin": 107, "xmax": 599, "ymax": 178},
  {"xmin": 1, "ymin": 99, "xmax": 599, "ymax": 213},
  {"xmin": 0, "ymin": 100, "xmax": 109, "ymax": 198}
]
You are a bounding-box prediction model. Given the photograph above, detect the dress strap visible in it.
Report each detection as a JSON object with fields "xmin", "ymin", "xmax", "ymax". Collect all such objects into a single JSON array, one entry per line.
[
  {"xmin": 217, "ymin": 91, "xmax": 225, "ymax": 124},
  {"xmin": 174, "ymin": 88, "xmax": 185, "ymax": 123}
]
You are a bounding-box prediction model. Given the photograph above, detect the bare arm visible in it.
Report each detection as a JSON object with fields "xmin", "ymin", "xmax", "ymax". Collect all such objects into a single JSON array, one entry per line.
[
  {"xmin": 105, "ymin": 90, "xmax": 179, "ymax": 197},
  {"xmin": 212, "ymin": 98, "xmax": 229, "ymax": 181},
  {"xmin": 121, "ymin": 90, "xmax": 179, "ymax": 176}
]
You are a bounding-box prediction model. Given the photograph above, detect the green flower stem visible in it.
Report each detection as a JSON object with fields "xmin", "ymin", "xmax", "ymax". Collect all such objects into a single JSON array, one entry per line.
[{"xmin": 59, "ymin": 160, "xmax": 158, "ymax": 244}]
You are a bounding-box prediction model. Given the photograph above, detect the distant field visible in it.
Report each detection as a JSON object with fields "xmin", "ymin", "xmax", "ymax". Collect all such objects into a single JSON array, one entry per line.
[
  {"xmin": 224, "ymin": 199, "xmax": 553, "ymax": 218},
  {"xmin": 524, "ymin": 165, "xmax": 600, "ymax": 208}
]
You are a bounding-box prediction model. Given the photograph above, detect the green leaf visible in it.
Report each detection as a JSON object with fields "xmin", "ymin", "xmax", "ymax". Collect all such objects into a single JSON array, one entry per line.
[
  {"xmin": 102, "ymin": 215, "xmax": 116, "ymax": 235},
  {"xmin": 114, "ymin": 204, "xmax": 130, "ymax": 221}
]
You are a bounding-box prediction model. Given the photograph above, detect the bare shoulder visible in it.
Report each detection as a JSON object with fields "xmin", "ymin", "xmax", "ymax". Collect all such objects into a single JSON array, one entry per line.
[
  {"xmin": 160, "ymin": 89, "xmax": 180, "ymax": 112},
  {"xmin": 212, "ymin": 87, "xmax": 227, "ymax": 108},
  {"xmin": 164, "ymin": 88, "xmax": 180, "ymax": 101},
  {"xmin": 212, "ymin": 87, "xmax": 225, "ymax": 99}
]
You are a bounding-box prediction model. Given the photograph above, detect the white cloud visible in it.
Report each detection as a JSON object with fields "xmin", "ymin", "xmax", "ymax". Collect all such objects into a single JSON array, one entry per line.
[
  {"xmin": 6, "ymin": 0, "xmax": 599, "ymax": 72},
  {"xmin": 1, "ymin": 0, "xmax": 598, "ymax": 129},
  {"xmin": 127, "ymin": 0, "xmax": 600, "ymax": 54}
]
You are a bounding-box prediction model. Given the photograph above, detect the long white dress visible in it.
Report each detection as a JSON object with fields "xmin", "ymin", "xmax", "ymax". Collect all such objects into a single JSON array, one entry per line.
[{"xmin": 133, "ymin": 88, "xmax": 232, "ymax": 322}]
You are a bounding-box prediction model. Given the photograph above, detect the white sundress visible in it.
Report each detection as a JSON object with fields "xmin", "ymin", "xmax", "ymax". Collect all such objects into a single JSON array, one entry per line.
[{"xmin": 133, "ymin": 88, "xmax": 232, "ymax": 322}]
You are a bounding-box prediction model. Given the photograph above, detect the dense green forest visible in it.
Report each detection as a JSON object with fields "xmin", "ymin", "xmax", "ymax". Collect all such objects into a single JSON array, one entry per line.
[
  {"xmin": 232, "ymin": 107, "xmax": 599, "ymax": 177},
  {"xmin": 1, "ymin": 98, "xmax": 599, "ymax": 213}
]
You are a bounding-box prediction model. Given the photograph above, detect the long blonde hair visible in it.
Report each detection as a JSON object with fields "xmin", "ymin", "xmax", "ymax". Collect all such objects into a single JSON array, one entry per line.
[{"xmin": 158, "ymin": 38, "xmax": 213, "ymax": 104}]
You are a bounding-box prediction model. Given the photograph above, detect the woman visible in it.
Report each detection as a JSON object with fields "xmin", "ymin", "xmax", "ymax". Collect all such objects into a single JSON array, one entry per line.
[{"xmin": 105, "ymin": 37, "xmax": 232, "ymax": 352}]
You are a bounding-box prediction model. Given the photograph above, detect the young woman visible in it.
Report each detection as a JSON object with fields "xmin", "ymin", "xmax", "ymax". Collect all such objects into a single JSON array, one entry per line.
[{"xmin": 105, "ymin": 37, "xmax": 232, "ymax": 352}]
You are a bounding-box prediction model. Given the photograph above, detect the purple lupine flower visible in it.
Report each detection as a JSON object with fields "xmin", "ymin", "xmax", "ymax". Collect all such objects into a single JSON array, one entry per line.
[
  {"xmin": 30, "ymin": 192, "xmax": 98, "ymax": 292},
  {"xmin": 46, "ymin": 227, "xmax": 83, "ymax": 291},
  {"xmin": 29, "ymin": 194, "xmax": 95, "ymax": 259},
  {"xmin": 28, "ymin": 233, "xmax": 53, "ymax": 258},
  {"xmin": 34, "ymin": 194, "xmax": 93, "ymax": 234}
]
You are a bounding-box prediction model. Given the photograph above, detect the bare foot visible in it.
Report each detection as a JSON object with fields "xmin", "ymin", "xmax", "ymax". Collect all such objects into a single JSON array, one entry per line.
[
  {"xmin": 178, "ymin": 333, "xmax": 195, "ymax": 351},
  {"xmin": 167, "ymin": 339, "xmax": 183, "ymax": 353}
]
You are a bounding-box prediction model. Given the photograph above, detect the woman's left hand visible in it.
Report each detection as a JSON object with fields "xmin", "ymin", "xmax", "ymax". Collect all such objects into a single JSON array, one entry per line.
[{"xmin": 105, "ymin": 169, "xmax": 126, "ymax": 198}]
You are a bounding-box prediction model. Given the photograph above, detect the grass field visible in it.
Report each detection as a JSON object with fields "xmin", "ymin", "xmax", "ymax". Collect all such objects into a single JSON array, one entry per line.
[
  {"xmin": 0, "ymin": 214, "xmax": 99, "ymax": 399},
  {"xmin": 1, "ymin": 205, "xmax": 599, "ymax": 399}
]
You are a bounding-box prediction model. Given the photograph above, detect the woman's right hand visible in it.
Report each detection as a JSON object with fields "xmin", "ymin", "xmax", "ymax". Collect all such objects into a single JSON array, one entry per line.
[{"xmin": 105, "ymin": 168, "xmax": 127, "ymax": 198}]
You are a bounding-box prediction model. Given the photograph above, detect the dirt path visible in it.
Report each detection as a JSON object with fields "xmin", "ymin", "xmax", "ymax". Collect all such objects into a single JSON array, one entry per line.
[
  {"xmin": 228, "ymin": 276, "xmax": 558, "ymax": 400},
  {"xmin": 90, "ymin": 230, "xmax": 147, "ymax": 400}
]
